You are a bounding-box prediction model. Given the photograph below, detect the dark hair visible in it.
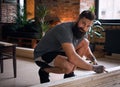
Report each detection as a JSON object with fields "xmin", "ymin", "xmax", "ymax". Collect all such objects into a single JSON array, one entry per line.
[{"xmin": 78, "ymin": 10, "xmax": 95, "ymax": 21}]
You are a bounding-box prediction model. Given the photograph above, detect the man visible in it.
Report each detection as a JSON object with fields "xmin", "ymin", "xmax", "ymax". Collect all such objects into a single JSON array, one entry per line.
[{"xmin": 34, "ymin": 10, "xmax": 105, "ymax": 83}]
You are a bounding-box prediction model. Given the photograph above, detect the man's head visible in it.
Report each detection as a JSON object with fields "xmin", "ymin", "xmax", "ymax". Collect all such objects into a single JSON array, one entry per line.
[{"xmin": 72, "ymin": 10, "xmax": 95, "ymax": 39}]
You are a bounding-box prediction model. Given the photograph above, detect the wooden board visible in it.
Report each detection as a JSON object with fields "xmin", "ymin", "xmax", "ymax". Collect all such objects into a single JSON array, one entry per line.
[{"xmin": 31, "ymin": 66, "xmax": 120, "ymax": 87}]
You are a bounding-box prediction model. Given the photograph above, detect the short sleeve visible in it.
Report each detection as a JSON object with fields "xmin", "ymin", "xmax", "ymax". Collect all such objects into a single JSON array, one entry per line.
[{"xmin": 53, "ymin": 25, "xmax": 72, "ymax": 44}]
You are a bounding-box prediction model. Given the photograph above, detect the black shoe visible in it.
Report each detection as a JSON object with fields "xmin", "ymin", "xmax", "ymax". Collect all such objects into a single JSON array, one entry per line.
[
  {"xmin": 64, "ymin": 72, "xmax": 75, "ymax": 78},
  {"xmin": 38, "ymin": 68, "xmax": 50, "ymax": 83}
]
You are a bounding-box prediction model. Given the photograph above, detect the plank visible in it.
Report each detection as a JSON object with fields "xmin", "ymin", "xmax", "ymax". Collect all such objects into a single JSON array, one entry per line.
[{"xmin": 31, "ymin": 66, "xmax": 120, "ymax": 87}]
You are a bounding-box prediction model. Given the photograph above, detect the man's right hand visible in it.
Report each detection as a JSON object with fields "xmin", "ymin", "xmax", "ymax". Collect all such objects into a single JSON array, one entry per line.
[{"xmin": 93, "ymin": 65, "xmax": 105, "ymax": 73}]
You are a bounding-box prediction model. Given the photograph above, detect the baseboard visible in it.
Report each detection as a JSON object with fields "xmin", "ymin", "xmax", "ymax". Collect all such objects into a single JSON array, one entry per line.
[{"xmin": 105, "ymin": 53, "xmax": 120, "ymax": 60}]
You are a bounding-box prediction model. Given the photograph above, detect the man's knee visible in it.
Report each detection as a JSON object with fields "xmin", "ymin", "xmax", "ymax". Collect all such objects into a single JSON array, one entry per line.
[
  {"xmin": 82, "ymin": 38, "xmax": 90, "ymax": 47},
  {"xmin": 64, "ymin": 64, "xmax": 75, "ymax": 74},
  {"xmin": 54, "ymin": 55, "xmax": 75, "ymax": 74}
]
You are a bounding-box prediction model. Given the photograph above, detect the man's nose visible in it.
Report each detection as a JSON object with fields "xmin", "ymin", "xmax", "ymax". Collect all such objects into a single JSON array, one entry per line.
[{"xmin": 82, "ymin": 27, "xmax": 87, "ymax": 32}]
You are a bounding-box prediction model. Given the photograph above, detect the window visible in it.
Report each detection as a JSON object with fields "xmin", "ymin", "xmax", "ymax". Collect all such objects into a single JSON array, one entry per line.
[
  {"xmin": 0, "ymin": 0, "xmax": 17, "ymax": 23},
  {"xmin": 95, "ymin": 0, "xmax": 120, "ymax": 24},
  {"xmin": 80, "ymin": 0, "xmax": 94, "ymax": 13},
  {"xmin": 0, "ymin": 0, "xmax": 35, "ymax": 23}
]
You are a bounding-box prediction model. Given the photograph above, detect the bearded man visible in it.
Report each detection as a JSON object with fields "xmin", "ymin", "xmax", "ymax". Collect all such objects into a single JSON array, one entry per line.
[{"xmin": 34, "ymin": 10, "xmax": 105, "ymax": 83}]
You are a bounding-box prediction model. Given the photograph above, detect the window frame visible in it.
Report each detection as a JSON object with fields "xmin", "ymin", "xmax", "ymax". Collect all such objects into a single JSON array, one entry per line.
[{"xmin": 95, "ymin": 0, "xmax": 120, "ymax": 25}]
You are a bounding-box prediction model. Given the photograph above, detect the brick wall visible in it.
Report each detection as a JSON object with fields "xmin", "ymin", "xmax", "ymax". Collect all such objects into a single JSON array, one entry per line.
[
  {"xmin": 1, "ymin": 3, "xmax": 16, "ymax": 23},
  {"xmin": 36, "ymin": 0, "xmax": 80, "ymax": 22}
]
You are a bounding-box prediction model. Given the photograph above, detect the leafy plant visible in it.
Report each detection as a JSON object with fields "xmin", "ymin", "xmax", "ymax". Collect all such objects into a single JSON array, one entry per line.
[
  {"xmin": 88, "ymin": 20, "xmax": 104, "ymax": 43},
  {"xmin": 89, "ymin": 6, "xmax": 95, "ymax": 13},
  {"xmin": 12, "ymin": 5, "xmax": 34, "ymax": 31},
  {"xmin": 88, "ymin": 6, "xmax": 104, "ymax": 43},
  {"xmin": 87, "ymin": 20, "xmax": 104, "ymax": 52},
  {"xmin": 36, "ymin": 5, "xmax": 50, "ymax": 36}
]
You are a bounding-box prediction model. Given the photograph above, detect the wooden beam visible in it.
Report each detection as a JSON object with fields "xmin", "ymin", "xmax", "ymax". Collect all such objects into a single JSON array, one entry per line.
[{"xmin": 31, "ymin": 66, "xmax": 120, "ymax": 87}]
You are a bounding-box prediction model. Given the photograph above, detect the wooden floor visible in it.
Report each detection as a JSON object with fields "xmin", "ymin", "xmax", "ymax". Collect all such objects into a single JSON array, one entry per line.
[
  {"xmin": 33, "ymin": 66, "xmax": 120, "ymax": 87},
  {"xmin": 32, "ymin": 55, "xmax": 120, "ymax": 87},
  {"xmin": 0, "ymin": 54, "xmax": 120, "ymax": 87}
]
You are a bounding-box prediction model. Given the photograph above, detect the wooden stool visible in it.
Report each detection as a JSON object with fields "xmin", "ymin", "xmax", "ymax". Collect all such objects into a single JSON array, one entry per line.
[{"xmin": 0, "ymin": 41, "xmax": 17, "ymax": 78}]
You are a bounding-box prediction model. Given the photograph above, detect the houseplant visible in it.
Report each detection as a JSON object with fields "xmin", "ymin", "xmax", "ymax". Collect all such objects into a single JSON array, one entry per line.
[
  {"xmin": 10, "ymin": 5, "xmax": 41, "ymax": 39},
  {"xmin": 36, "ymin": 4, "xmax": 50, "ymax": 36},
  {"xmin": 12, "ymin": 4, "xmax": 34, "ymax": 31},
  {"xmin": 87, "ymin": 6, "xmax": 105, "ymax": 52},
  {"xmin": 88, "ymin": 20, "xmax": 104, "ymax": 52},
  {"xmin": 88, "ymin": 20, "xmax": 104, "ymax": 42}
]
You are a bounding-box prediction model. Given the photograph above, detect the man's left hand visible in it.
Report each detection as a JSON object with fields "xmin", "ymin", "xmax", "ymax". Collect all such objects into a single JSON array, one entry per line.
[
  {"xmin": 92, "ymin": 60, "xmax": 98, "ymax": 65},
  {"xmin": 89, "ymin": 59, "xmax": 98, "ymax": 65}
]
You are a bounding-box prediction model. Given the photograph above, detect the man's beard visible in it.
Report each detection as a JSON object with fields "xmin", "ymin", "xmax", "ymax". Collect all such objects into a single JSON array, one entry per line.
[{"xmin": 72, "ymin": 24, "xmax": 86, "ymax": 39}]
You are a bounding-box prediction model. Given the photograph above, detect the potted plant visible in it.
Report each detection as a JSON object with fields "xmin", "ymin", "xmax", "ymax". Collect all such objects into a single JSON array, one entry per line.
[
  {"xmin": 87, "ymin": 6, "xmax": 104, "ymax": 52},
  {"xmin": 10, "ymin": 4, "xmax": 42, "ymax": 39},
  {"xmin": 36, "ymin": 4, "xmax": 50, "ymax": 37},
  {"xmin": 12, "ymin": 5, "xmax": 34, "ymax": 31},
  {"xmin": 88, "ymin": 20, "xmax": 104, "ymax": 52}
]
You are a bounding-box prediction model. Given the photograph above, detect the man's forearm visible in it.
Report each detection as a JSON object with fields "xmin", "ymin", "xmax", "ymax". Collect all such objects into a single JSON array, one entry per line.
[
  {"xmin": 89, "ymin": 55, "xmax": 97, "ymax": 62},
  {"xmin": 85, "ymin": 47, "xmax": 98, "ymax": 64}
]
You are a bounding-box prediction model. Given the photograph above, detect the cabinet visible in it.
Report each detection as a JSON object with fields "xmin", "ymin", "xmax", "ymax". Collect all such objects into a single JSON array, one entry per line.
[
  {"xmin": 104, "ymin": 29, "xmax": 120, "ymax": 54},
  {"xmin": 7, "ymin": 37, "xmax": 40, "ymax": 48}
]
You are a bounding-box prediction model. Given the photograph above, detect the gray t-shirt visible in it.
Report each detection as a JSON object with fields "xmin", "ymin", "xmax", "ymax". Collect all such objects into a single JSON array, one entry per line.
[{"xmin": 34, "ymin": 22, "xmax": 87, "ymax": 60}]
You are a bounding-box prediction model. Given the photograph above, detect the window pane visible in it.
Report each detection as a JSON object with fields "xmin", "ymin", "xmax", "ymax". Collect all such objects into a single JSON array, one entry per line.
[
  {"xmin": 114, "ymin": 0, "xmax": 120, "ymax": 19},
  {"xmin": 99, "ymin": 0, "xmax": 120, "ymax": 20},
  {"xmin": 80, "ymin": 0, "xmax": 94, "ymax": 13}
]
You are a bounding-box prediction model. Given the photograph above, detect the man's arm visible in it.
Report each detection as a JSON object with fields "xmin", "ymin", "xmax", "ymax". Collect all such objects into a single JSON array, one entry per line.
[
  {"xmin": 75, "ymin": 38, "xmax": 98, "ymax": 65},
  {"xmin": 85, "ymin": 47, "xmax": 98, "ymax": 65},
  {"xmin": 62, "ymin": 42, "xmax": 105, "ymax": 73},
  {"xmin": 61, "ymin": 42, "xmax": 93, "ymax": 70}
]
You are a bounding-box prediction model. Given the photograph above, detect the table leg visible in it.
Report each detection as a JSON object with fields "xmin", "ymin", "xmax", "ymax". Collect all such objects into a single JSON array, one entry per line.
[{"xmin": 12, "ymin": 45, "xmax": 17, "ymax": 78}]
